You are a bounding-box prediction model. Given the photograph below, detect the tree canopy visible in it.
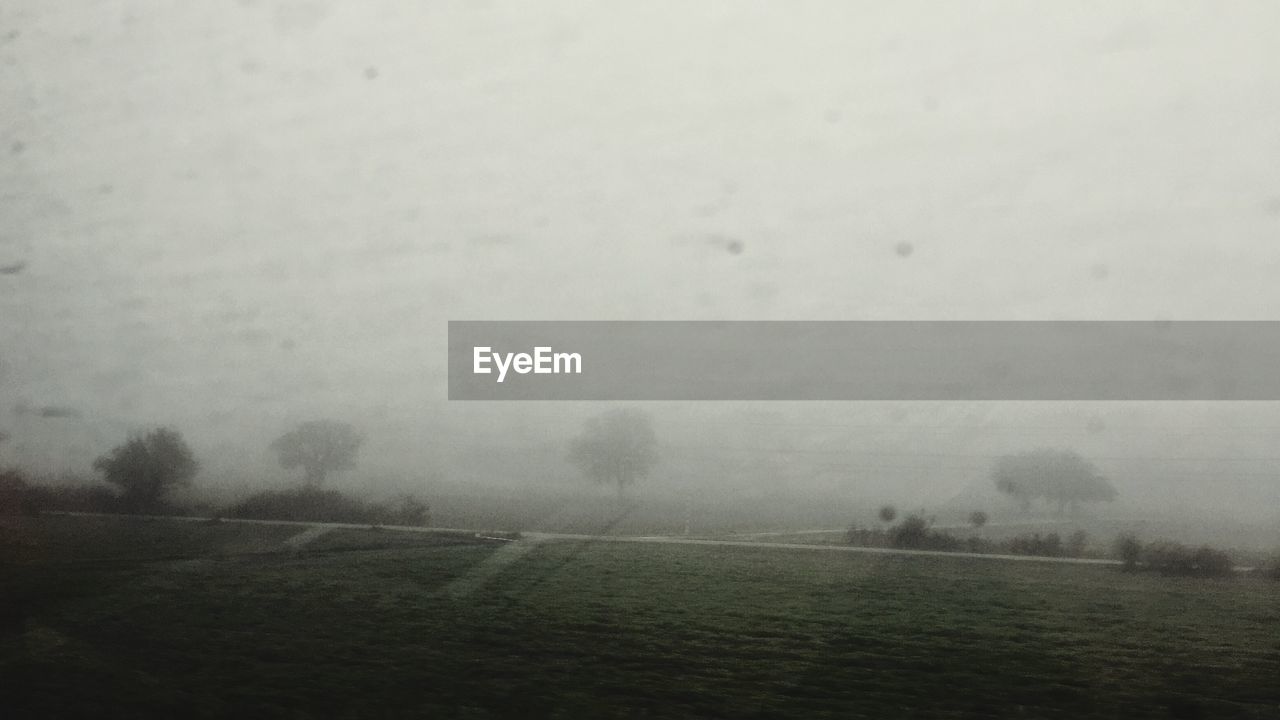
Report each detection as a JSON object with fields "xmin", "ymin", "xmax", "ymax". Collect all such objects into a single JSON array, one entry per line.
[
  {"xmin": 568, "ymin": 408, "xmax": 658, "ymax": 496},
  {"xmin": 992, "ymin": 449, "xmax": 1117, "ymax": 515},
  {"xmin": 93, "ymin": 427, "xmax": 198, "ymax": 512},
  {"xmin": 271, "ymin": 420, "xmax": 363, "ymax": 487}
]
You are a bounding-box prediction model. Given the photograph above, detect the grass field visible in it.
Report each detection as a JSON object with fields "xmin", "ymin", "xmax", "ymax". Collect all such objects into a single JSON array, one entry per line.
[{"xmin": 2, "ymin": 516, "xmax": 1279, "ymax": 719}]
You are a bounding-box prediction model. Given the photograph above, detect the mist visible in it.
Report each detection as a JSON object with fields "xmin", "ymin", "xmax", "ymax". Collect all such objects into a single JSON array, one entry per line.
[
  {"xmin": 7, "ymin": 4, "xmax": 1280, "ymax": 717},
  {"xmin": 3, "ymin": 2, "xmax": 1280, "ymax": 544}
]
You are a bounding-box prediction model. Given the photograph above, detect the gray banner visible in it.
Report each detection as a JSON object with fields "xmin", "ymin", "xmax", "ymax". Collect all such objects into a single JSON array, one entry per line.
[{"xmin": 447, "ymin": 321, "xmax": 1280, "ymax": 401}]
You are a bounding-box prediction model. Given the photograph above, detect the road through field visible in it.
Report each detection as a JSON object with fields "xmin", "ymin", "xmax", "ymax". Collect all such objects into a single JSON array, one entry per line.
[
  {"xmin": 729, "ymin": 519, "xmax": 1076, "ymax": 538},
  {"xmin": 48, "ymin": 511, "xmax": 1124, "ymax": 568}
]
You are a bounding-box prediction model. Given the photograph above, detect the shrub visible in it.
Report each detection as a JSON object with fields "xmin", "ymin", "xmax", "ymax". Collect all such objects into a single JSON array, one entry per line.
[
  {"xmin": 228, "ymin": 487, "xmax": 380, "ymax": 524},
  {"xmin": 1190, "ymin": 546, "xmax": 1234, "ymax": 577},
  {"xmin": 1113, "ymin": 533, "xmax": 1143, "ymax": 570},
  {"xmin": 0, "ymin": 469, "xmax": 39, "ymax": 516},
  {"xmin": 388, "ymin": 494, "xmax": 431, "ymax": 527},
  {"xmin": 1143, "ymin": 541, "xmax": 1233, "ymax": 578},
  {"xmin": 0, "ymin": 470, "xmax": 129, "ymax": 516},
  {"xmin": 888, "ymin": 515, "xmax": 930, "ymax": 549},
  {"xmin": 844, "ymin": 525, "xmax": 887, "ymax": 548},
  {"xmin": 887, "ymin": 515, "xmax": 961, "ymax": 551},
  {"xmin": 965, "ymin": 536, "xmax": 993, "ymax": 553},
  {"xmin": 1262, "ymin": 554, "xmax": 1280, "ymax": 581},
  {"xmin": 32, "ymin": 484, "xmax": 127, "ymax": 514},
  {"xmin": 227, "ymin": 487, "xmax": 430, "ymax": 526},
  {"xmin": 1002, "ymin": 532, "xmax": 1064, "ymax": 557},
  {"xmin": 1066, "ymin": 530, "xmax": 1089, "ymax": 557}
]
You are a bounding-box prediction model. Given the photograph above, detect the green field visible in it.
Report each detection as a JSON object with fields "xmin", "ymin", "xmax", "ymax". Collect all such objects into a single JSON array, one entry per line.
[{"xmin": 2, "ymin": 516, "xmax": 1278, "ymax": 718}]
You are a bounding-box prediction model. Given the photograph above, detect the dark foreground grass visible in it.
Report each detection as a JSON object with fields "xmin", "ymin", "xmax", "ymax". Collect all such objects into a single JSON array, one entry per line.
[{"xmin": 2, "ymin": 517, "xmax": 1278, "ymax": 719}]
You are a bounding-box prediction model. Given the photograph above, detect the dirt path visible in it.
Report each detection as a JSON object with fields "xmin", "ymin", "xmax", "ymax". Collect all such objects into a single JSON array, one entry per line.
[
  {"xmin": 283, "ymin": 525, "xmax": 335, "ymax": 549},
  {"xmin": 442, "ymin": 538, "xmax": 545, "ymax": 599}
]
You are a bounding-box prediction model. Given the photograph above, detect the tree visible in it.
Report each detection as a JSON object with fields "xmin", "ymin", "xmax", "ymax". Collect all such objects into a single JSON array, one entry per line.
[
  {"xmin": 271, "ymin": 420, "xmax": 362, "ymax": 487},
  {"xmin": 969, "ymin": 510, "xmax": 988, "ymax": 528},
  {"xmin": 1113, "ymin": 533, "xmax": 1142, "ymax": 570},
  {"xmin": 887, "ymin": 514, "xmax": 961, "ymax": 551},
  {"xmin": 878, "ymin": 505, "xmax": 898, "ymax": 523},
  {"xmin": 390, "ymin": 494, "xmax": 431, "ymax": 526},
  {"xmin": 888, "ymin": 514, "xmax": 929, "ymax": 548},
  {"xmin": 93, "ymin": 428, "xmax": 198, "ymax": 512},
  {"xmin": 992, "ymin": 449, "xmax": 1117, "ymax": 515},
  {"xmin": 568, "ymin": 408, "xmax": 658, "ymax": 497},
  {"xmin": 1067, "ymin": 529, "xmax": 1089, "ymax": 557}
]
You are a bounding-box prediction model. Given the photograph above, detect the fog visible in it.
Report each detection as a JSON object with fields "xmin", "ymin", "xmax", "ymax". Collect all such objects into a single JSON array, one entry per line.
[{"xmin": 3, "ymin": 3, "xmax": 1280, "ymax": 543}]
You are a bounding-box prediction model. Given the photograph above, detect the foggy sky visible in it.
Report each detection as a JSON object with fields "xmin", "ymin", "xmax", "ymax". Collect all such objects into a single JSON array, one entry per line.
[{"xmin": 2, "ymin": 2, "xmax": 1280, "ymax": 516}]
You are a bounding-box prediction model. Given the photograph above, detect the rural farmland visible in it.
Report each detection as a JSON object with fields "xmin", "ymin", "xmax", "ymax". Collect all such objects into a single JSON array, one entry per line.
[
  {"xmin": 3, "ymin": 515, "xmax": 1278, "ymax": 718},
  {"xmin": 6, "ymin": 1, "xmax": 1280, "ymax": 717}
]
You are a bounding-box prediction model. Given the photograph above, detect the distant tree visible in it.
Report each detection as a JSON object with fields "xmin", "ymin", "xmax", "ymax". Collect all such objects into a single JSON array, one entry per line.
[
  {"xmin": 1067, "ymin": 529, "xmax": 1089, "ymax": 557},
  {"xmin": 1262, "ymin": 553, "xmax": 1280, "ymax": 581},
  {"xmin": 878, "ymin": 505, "xmax": 898, "ymax": 523},
  {"xmin": 390, "ymin": 494, "xmax": 431, "ymax": 526},
  {"xmin": 1113, "ymin": 533, "xmax": 1142, "ymax": 570},
  {"xmin": 271, "ymin": 420, "xmax": 363, "ymax": 487},
  {"xmin": 1042, "ymin": 532, "xmax": 1063, "ymax": 557},
  {"xmin": 887, "ymin": 514, "xmax": 961, "ymax": 551},
  {"xmin": 0, "ymin": 467, "xmax": 33, "ymax": 516},
  {"xmin": 969, "ymin": 510, "xmax": 988, "ymax": 529},
  {"xmin": 568, "ymin": 408, "xmax": 658, "ymax": 497},
  {"xmin": 93, "ymin": 427, "xmax": 198, "ymax": 513},
  {"xmin": 992, "ymin": 449, "xmax": 1117, "ymax": 515},
  {"xmin": 888, "ymin": 514, "xmax": 929, "ymax": 548}
]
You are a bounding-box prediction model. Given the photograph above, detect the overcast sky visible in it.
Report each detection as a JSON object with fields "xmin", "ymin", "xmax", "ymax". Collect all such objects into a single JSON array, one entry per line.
[{"xmin": 3, "ymin": 2, "xmax": 1280, "ymax": 499}]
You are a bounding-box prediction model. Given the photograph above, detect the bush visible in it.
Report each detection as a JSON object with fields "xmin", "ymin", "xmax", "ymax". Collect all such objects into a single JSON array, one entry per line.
[
  {"xmin": 1262, "ymin": 554, "xmax": 1280, "ymax": 581},
  {"xmin": 848, "ymin": 514, "xmax": 1095, "ymax": 559},
  {"xmin": 887, "ymin": 515, "xmax": 961, "ymax": 551},
  {"xmin": 0, "ymin": 469, "xmax": 39, "ymax": 516},
  {"xmin": 1006, "ymin": 532, "xmax": 1064, "ymax": 558},
  {"xmin": 227, "ymin": 487, "xmax": 430, "ymax": 526},
  {"xmin": 964, "ymin": 536, "xmax": 992, "ymax": 553},
  {"xmin": 1066, "ymin": 530, "xmax": 1089, "ymax": 557},
  {"xmin": 1142, "ymin": 541, "xmax": 1234, "ymax": 578},
  {"xmin": 844, "ymin": 524, "xmax": 888, "ymax": 548},
  {"xmin": 888, "ymin": 515, "xmax": 930, "ymax": 549},
  {"xmin": 0, "ymin": 470, "xmax": 130, "ymax": 516},
  {"xmin": 1113, "ymin": 533, "xmax": 1143, "ymax": 570},
  {"xmin": 389, "ymin": 494, "xmax": 431, "ymax": 526}
]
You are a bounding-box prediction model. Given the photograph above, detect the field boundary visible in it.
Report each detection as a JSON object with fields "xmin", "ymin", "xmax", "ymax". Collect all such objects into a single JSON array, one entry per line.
[{"xmin": 44, "ymin": 510, "xmax": 1130, "ymax": 568}]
